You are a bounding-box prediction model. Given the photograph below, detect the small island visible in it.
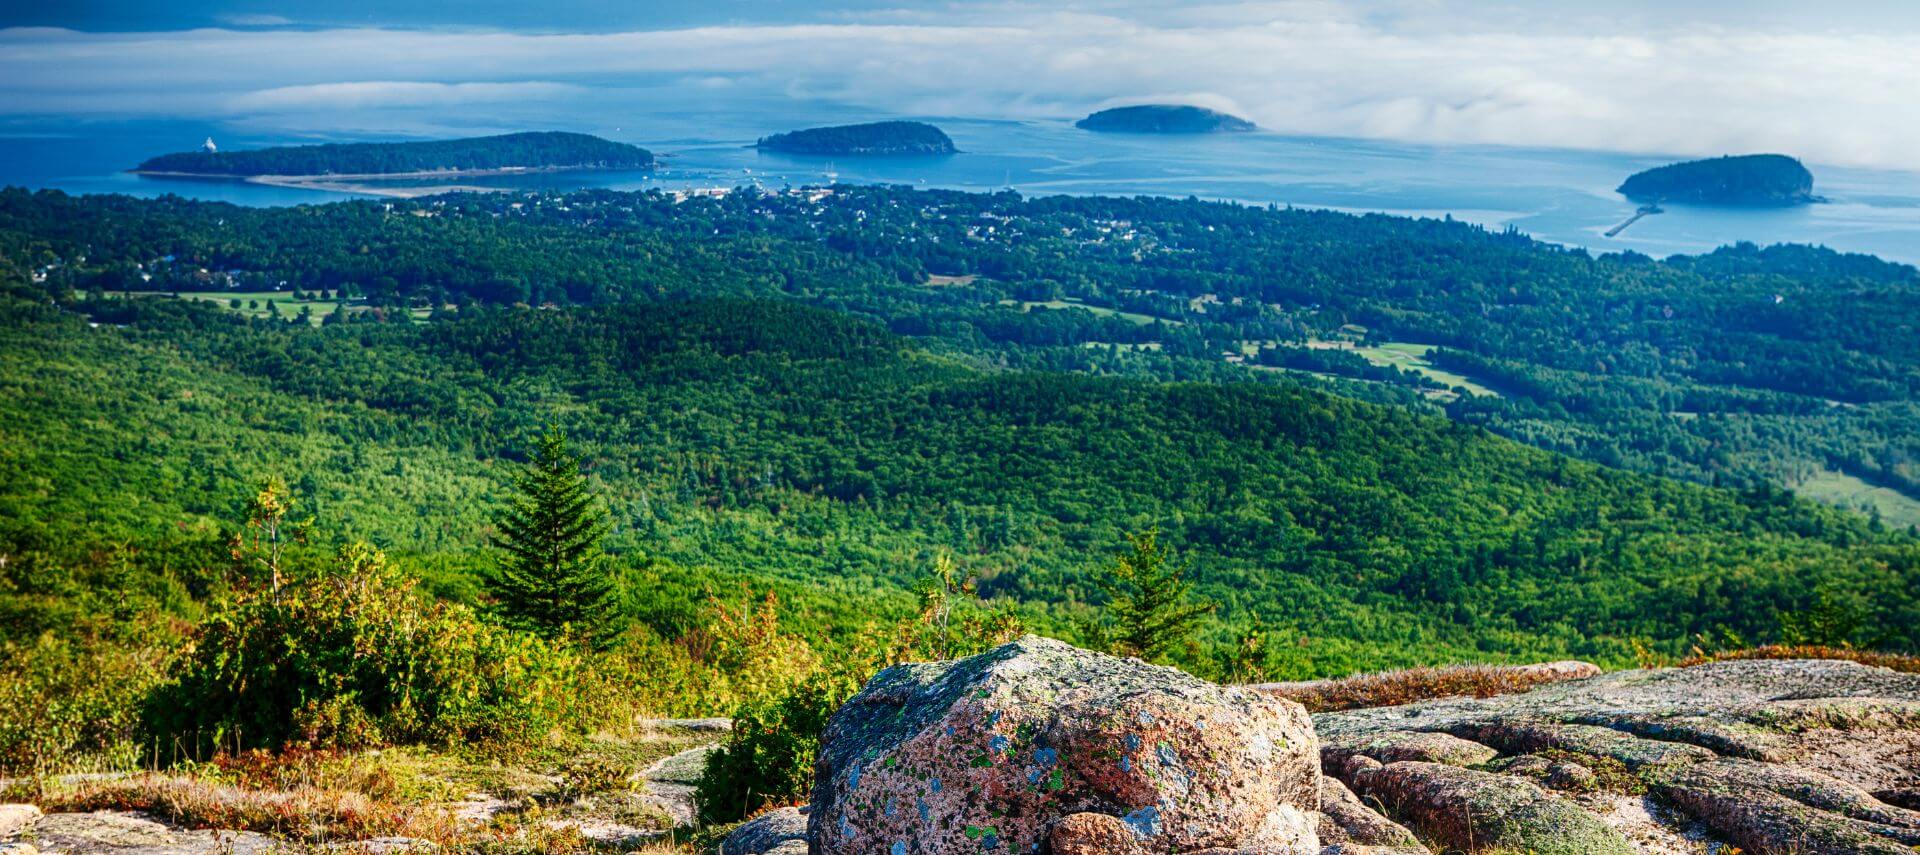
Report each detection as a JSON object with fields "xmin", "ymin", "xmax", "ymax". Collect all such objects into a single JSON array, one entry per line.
[
  {"xmin": 755, "ymin": 121, "xmax": 957, "ymax": 156},
  {"xmin": 1075, "ymin": 105, "xmax": 1256, "ymax": 134},
  {"xmin": 1617, "ymin": 154, "xmax": 1818, "ymax": 206},
  {"xmin": 133, "ymin": 131, "xmax": 654, "ymax": 197}
]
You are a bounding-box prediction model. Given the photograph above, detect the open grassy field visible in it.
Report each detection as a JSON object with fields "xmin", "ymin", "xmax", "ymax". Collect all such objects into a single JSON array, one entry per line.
[
  {"xmin": 111, "ymin": 291, "xmax": 438, "ymax": 325},
  {"xmin": 998, "ymin": 297, "xmax": 1181, "ymax": 326},
  {"xmin": 1305, "ymin": 339, "xmax": 1502, "ymax": 398},
  {"xmin": 1790, "ymin": 467, "xmax": 1920, "ymax": 529},
  {"xmin": 113, "ymin": 290, "xmax": 346, "ymax": 325}
]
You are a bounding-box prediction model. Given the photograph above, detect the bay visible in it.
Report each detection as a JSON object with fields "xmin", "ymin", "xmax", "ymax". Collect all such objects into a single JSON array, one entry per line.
[{"xmin": 4, "ymin": 107, "xmax": 1918, "ymax": 264}]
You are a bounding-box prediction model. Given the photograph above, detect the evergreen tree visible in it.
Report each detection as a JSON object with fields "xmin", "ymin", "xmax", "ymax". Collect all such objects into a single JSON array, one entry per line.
[
  {"xmin": 490, "ymin": 425, "xmax": 622, "ymax": 647},
  {"xmin": 1093, "ymin": 529, "xmax": 1215, "ymax": 664}
]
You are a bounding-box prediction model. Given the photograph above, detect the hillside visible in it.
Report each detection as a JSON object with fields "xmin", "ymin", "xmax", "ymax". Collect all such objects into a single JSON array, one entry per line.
[
  {"xmin": 1076, "ymin": 105, "xmax": 1257, "ymax": 134},
  {"xmin": 1618, "ymin": 154, "xmax": 1817, "ymax": 206},
  {"xmin": 133, "ymin": 131, "xmax": 654, "ymax": 176},
  {"xmin": 4, "ymin": 295, "xmax": 1916, "ymax": 675},
  {"xmin": 755, "ymin": 121, "xmax": 957, "ymax": 155},
  {"xmin": 8, "ymin": 186, "xmax": 1919, "ymax": 524}
]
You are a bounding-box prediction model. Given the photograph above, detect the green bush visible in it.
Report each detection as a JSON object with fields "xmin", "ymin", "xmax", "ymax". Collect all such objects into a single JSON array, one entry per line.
[
  {"xmin": 0, "ymin": 634, "xmax": 159, "ymax": 774},
  {"xmin": 558, "ymin": 755, "xmax": 633, "ymax": 796},
  {"xmin": 690, "ymin": 560, "xmax": 1028, "ymax": 825},
  {"xmin": 694, "ymin": 677, "xmax": 850, "ymax": 825},
  {"xmin": 146, "ymin": 542, "xmax": 595, "ymax": 753}
]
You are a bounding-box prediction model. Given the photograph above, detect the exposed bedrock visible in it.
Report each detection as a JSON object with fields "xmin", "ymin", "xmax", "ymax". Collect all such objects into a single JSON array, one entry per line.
[{"xmin": 1317, "ymin": 658, "xmax": 1920, "ymax": 854}]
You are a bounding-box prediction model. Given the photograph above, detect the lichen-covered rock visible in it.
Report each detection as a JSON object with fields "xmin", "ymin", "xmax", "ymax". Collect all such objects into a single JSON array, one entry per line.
[
  {"xmin": 1323, "ymin": 731, "xmax": 1495, "ymax": 768},
  {"xmin": 808, "ymin": 636, "xmax": 1319, "ymax": 854},
  {"xmin": 30, "ymin": 810, "xmax": 281, "ymax": 854},
  {"xmin": 1314, "ymin": 777, "xmax": 1425, "ymax": 853},
  {"xmin": 1048, "ymin": 811, "xmax": 1150, "ymax": 855},
  {"xmin": 721, "ymin": 807, "xmax": 810, "ymax": 855},
  {"xmin": 1880, "ymin": 787, "xmax": 1920, "ymax": 810},
  {"xmin": 1656, "ymin": 760, "xmax": 1919, "ymax": 854},
  {"xmin": 0, "ymin": 804, "xmax": 40, "ymax": 839},
  {"xmin": 1342, "ymin": 759, "xmax": 1635, "ymax": 855},
  {"xmin": 1316, "ymin": 658, "xmax": 1920, "ymax": 855},
  {"xmin": 1454, "ymin": 720, "xmax": 1715, "ymax": 772}
]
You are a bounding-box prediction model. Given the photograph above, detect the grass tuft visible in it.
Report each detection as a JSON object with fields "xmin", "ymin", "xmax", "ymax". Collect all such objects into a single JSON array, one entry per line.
[
  {"xmin": 1256, "ymin": 661, "xmax": 1599, "ymax": 713},
  {"xmin": 1679, "ymin": 645, "xmax": 1920, "ymax": 674}
]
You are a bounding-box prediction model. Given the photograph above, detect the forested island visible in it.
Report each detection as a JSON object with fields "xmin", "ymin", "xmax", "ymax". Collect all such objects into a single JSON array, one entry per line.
[
  {"xmin": 755, "ymin": 121, "xmax": 957, "ymax": 155},
  {"xmin": 133, "ymin": 131, "xmax": 655, "ymax": 177},
  {"xmin": 1618, "ymin": 154, "xmax": 1818, "ymax": 206},
  {"xmin": 1076, "ymin": 104, "xmax": 1257, "ymax": 134}
]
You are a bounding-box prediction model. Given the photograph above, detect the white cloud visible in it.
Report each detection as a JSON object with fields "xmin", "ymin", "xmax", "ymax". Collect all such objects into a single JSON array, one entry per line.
[
  {"xmin": 1, "ymin": 2, "xmax": 1918, "ymax": 169},
  {"xmin": 227, "ymin": 81, "xmax": 581, "ymax": 111},
  {"xmin": 214, "ymin": 13, "xmax": 295, "ymax": 27}
]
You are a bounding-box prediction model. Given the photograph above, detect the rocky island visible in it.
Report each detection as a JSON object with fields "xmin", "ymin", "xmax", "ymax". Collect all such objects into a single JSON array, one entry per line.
[
  {"xmin": 1076, "ymin": 104, "xmax": 1257, "ymax": 134},
  {"xmin": 1618, "ymin": 153, "xmax": 1818, "ymax": 206},
  {"xmin": 755, "ymin": 121, "xmax": 957, "ymax": 155},
  {"xmin": 132, "ymin": 131, "xmax": 654, "ymax": 196}
]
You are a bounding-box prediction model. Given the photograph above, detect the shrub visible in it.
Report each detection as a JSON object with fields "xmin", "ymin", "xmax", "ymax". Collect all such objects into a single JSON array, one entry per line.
[
  {"xmin": 1680, "ymin": 644, "xmax": 1920, "ymax": 674},
  {"xmin": 146, "ymin": 542, "xmax": 596, "ymax": 753},
  {"xmin": 693, "ymin": 677, "xmax": 850, "ymax": 825},
  {"xmin": 1259, "ymin": 661, "xmax": 1601, "ymax": 713},
  {"xmin": 558, "ymin": 755, "xmax": 633, "ymax": 796},
  {"xmin": 0, "ymin": 633, "xmax": 161, "ymax": 774},
  {"xmin": 35, "ymin": 771, "xmax": 455, "ymax": 843},
  {"xmin": 690, "ymin": 562, "xmax": 1028, "ymax": 826}
]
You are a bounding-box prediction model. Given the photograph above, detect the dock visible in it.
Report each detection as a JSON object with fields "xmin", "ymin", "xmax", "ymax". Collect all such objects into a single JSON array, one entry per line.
[{"xmin": 1605, "ymin": 204, "xmax": 1664, "ymax": 238}]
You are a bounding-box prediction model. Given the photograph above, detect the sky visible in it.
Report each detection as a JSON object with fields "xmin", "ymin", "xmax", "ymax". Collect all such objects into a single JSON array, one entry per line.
[{"xmin": 4, "ymin": 0, "xmax": 1919, "ymax": 170}]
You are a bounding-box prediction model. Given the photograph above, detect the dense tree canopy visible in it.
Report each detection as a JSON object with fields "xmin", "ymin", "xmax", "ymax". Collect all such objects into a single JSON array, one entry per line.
[
  {"xmin": 5, "ymin": 184, "xmax": 1915, "ymax": 519},
  {"xmin": 756, "ymin": 122, "xmax": 957, "ymax": 155},
  {"xmin": 135, "ymin": 132, "xmax": 653, "ymax": 176},
  {"xmin": 2, "ymin": 294, "xmax": 1914, "ymax": 679}
]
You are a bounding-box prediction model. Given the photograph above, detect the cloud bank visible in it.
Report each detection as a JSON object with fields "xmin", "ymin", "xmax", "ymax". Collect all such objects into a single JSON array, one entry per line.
[{"xmin": 3, "ymin": 1, "xmax": 1918, "ymax": 170}]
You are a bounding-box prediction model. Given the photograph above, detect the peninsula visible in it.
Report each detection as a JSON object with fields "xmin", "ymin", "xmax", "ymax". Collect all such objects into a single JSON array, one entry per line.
[
  {"xmin": 1618, "ymin": 154, "xmax": 1818, "ymax": 206},
  {"xmin": 755, "ymin": 121, "xmax": 957, "ymax": 156},
  {"xmin": 1076, "ymin": 104, "xmax": 1257, "ymax": 134},
  {"xmin": 132, "ymin": 131, "xmax": 654, "ymax": 196}
]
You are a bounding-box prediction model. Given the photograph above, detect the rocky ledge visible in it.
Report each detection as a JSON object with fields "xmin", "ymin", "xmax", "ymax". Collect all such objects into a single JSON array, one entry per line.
[
  {"xmin": 727, "ymin": 639, "xmax": 1920, "ymax": 855},
  {"xmin": 1316, "ymin": 656, "xmax": 1920, "ymax": 854}
]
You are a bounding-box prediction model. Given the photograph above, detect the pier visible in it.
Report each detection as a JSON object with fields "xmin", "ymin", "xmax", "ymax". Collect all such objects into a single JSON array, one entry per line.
[{"xmin": 1605, "ymin": 203, "xmax": 1664, "ymax": 238}]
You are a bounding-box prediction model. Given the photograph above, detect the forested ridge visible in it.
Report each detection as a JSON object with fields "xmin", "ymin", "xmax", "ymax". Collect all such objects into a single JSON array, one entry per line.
[
  {"xmin": 3, "ymin": 294, "xmax": 1915, "ymax": 676},
  {"xmin": 7, "ymin": 184, "xmax": 1917, "ymax": 518}
]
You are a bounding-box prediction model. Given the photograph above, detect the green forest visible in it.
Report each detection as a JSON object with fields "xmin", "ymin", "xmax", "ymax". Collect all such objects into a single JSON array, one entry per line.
[
  {"xmin": 4, "ymin": 183, "xmax": 1919, "ymax": 799},
  {"xmin": 755, "ymin": 121, "xmax": 957, "ymax": 155},
  {"xmin": 8, "ymin": 184, "xmax": 1917, "ymax": 519},
  {"xmin": 134, "ymin": 132, "xmax": 655, "ymax": 176},
  {"xmin": 1618, "ymin": 154, "xmax": 1818, "ymax": 206}
]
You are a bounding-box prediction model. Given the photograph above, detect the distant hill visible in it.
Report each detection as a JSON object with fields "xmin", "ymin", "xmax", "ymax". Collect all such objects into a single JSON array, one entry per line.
[
  {"xmin": 1618, "ymin": 154, "xmax": 1817, "ymax": 206},
  {"xmin": 135, "ymin": 131, "xmax": 654, "ymax": 177},
  {"xmin": 756, "ymin": 121, "xmax": 957, "ymax": 156},
  {"xmin": 1076, "ymin": 105, "xmax": 1257, "ymax": 134}
]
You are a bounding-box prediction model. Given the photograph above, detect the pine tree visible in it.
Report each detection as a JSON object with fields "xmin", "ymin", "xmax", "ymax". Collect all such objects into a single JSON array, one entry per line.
[
  {"xmin": 490, "ymin": 425, "xmax": 622, "ymax": 647},
  {"xmin": 1093, "ymin": 529, "xmax": 1215, "ymax": 664}
]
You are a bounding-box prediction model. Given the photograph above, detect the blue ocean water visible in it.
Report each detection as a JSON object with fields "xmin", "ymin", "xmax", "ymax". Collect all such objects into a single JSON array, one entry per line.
[{"xmin": 5, "ymin": 109, "xmax": 1919, "ymax": 264}]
